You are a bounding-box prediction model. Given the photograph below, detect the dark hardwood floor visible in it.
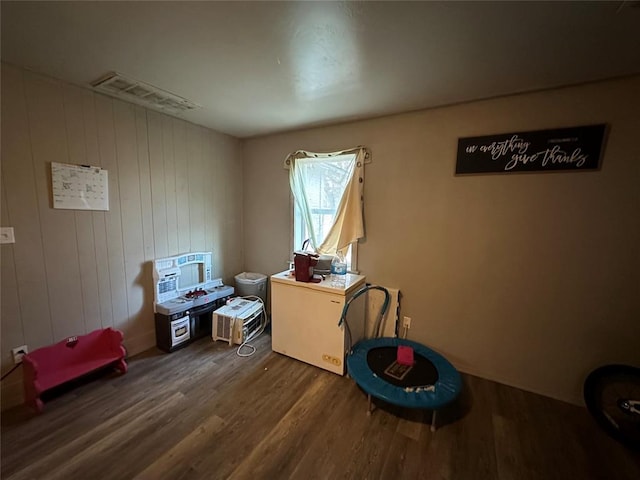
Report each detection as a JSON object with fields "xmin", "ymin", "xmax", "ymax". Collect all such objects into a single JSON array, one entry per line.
[{"xmin": 1, "ymin": 335, "xmax": 639, "ymax": 480}]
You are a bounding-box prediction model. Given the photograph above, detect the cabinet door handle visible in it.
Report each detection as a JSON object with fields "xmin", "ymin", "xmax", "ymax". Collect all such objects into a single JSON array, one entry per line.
[{"xmin": 330, "ymin": 300, "xmax": 340, "ymax": 304}]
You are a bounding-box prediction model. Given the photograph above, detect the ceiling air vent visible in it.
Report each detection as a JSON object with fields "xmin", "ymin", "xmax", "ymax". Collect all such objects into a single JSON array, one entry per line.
[{"xmin": 91, "ymin": 72, "xmax": 199, "ymax": 114}]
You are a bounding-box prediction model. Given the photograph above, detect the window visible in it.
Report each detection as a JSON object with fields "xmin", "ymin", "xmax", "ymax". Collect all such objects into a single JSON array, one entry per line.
[
  {"xmin": 287, "ymin": 148, "xmax": 367, "ymax": 272},
  {"xmin": 292, "ymin": 154, "xmax": 357, "ymax": 269}
]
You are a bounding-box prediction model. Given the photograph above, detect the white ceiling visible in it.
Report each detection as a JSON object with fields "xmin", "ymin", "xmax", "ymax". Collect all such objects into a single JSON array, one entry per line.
[{"xmin": 2, "ymin": 1, "xmax": 639, "ymax": 138}]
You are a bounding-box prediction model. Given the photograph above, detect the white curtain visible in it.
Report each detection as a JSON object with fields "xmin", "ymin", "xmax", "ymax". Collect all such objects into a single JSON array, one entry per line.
[{"xmin": 286, "ymin": 147, "xmax": 367, "ymax": 256}]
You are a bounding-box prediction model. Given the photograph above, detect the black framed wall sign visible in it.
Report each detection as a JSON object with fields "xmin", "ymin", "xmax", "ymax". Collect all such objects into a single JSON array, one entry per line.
[{"xmin": 456, "ymin": 124, "xmax": 607, "ymax": 174}]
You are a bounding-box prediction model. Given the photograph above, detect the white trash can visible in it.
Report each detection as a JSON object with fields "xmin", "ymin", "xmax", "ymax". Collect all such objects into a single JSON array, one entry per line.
[{"xmin": 234, "ymin": 272, "xmax": 268, "ymax": 304}]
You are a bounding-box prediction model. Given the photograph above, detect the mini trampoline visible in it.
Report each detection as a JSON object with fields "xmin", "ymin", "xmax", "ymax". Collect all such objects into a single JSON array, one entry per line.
[
  {"xmin": 347, "ymin": 337, "xmax": 462, "ymax": 430},
  {"xmin": 340, "ymin": 286, "xmax": 462, "ymax": 432}
]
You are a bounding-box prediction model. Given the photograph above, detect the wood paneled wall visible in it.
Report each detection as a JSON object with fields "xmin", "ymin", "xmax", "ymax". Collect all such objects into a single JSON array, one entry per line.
[{"xmin": 1, "ymin": 65, "xmax": 244, "ymax": 403}]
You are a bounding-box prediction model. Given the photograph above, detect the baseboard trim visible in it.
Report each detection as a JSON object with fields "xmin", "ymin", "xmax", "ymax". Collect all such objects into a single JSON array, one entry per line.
[
  {"xmin": 1, "ymin": 368, "xmax": 24, "ymax": 411},
  {"xmin": 122, "ymin": 329, "xmax": 157, "ymax": 357},
  {"xmin": 455, "ymin": 363, "xmax": 584, "ymax": 406}
]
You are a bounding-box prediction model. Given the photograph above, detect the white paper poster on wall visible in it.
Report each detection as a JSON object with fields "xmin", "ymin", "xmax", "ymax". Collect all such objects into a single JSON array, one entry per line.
[{"xmin": 51, "ymin": 162, "xmax": 109, "ymax": 211}]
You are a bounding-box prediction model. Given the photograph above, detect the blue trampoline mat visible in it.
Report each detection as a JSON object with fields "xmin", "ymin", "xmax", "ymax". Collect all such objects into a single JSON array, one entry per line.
[{"xmin": 347, "ymin": 337, "xmax": 462, "ymax": 410}]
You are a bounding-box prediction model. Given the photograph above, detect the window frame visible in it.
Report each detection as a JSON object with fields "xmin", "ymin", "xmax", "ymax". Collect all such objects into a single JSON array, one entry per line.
[
  {"xmin": 285, "ymin": 147, "xmax": 369, "ymax": 274},
  {"xmin": 290, "ymin": 194, "xmax": 359, "ymax": 274}
]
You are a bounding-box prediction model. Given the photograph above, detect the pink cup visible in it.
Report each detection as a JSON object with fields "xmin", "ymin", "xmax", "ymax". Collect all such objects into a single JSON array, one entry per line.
[{"xmin": 397, "ymin": 345, "xmax": 414, "ymax": 366}]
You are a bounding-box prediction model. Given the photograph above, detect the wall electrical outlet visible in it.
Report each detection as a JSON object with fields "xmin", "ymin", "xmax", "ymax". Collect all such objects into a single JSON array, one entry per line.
[
  {"xmin": 12, "ymin": 345, "xmax": 28, "ymax": 365},
  {"xmin": 402, "ymin": 316, "xmax": 412, "ymax": 329},
  {"xmin": 0, "ymin": 227, "xmax": 15, "ymax": 244}
]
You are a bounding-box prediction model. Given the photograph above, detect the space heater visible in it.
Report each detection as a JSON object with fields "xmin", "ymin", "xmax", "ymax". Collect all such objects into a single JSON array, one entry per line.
[{"xmin": 212, "ymin": 298, "xmax": 263, "ymax": 345}]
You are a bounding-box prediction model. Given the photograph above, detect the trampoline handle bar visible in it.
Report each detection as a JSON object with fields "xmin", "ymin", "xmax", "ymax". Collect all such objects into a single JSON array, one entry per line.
[{"xmin": 339, "ymin": 284, "xmax": 391, "ymax": 351}]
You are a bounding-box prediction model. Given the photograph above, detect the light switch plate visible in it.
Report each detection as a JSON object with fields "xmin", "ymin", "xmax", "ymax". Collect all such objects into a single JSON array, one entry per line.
[{"xmin": 0, "ymin": 227, "xmax": 15, "ymax": 244}]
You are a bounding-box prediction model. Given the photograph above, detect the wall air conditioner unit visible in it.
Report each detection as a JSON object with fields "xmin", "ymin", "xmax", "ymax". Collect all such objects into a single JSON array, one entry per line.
[
  {"xmin": 91, "ymin": 72, "xmax": 200, "ymax": 115},
  {"xmin": 212, "ymin": 298, "xmax": 263, "ymax": 345}
]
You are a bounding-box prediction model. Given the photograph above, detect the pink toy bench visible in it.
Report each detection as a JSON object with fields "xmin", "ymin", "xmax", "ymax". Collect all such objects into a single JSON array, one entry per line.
[{"xmin": 22, "ymin": 327, "xmax": 127, "ymax": 412}]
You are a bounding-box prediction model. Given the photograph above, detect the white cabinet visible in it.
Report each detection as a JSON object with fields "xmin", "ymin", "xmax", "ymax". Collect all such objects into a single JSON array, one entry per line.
[{"xmin": 271, "ymin": 270, "xmax": 366, "ymax": 375}]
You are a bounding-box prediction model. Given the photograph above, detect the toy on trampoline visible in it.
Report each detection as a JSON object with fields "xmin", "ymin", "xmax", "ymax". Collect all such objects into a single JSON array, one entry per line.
[{"xmin": 339, "ymin": 285, "xmax": 462, "ymax": 432}]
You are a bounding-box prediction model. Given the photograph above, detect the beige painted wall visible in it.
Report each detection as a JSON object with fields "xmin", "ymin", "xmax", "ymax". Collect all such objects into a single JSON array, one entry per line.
[
  {"xmin": 243, "ymin": 76, "xmax": 640, "ymax": 405},
  {"xmin": 0, "ymin": 65, "xmax": 244, "ymax": 407}
]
